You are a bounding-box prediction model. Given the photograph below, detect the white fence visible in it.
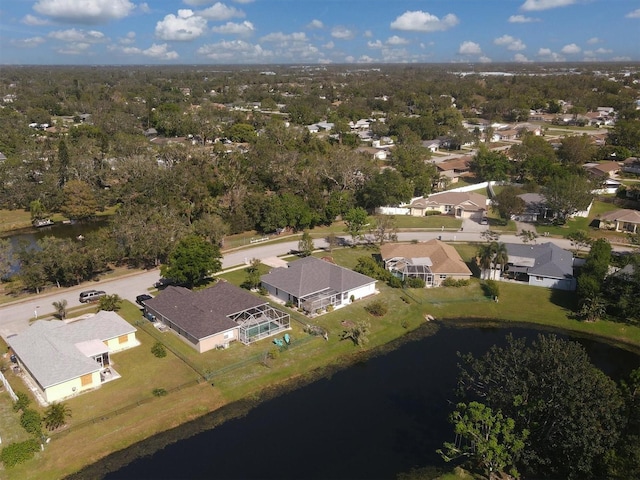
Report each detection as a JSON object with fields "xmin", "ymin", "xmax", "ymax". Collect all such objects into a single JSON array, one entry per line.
[{"xmin": 0, "ymin": 370, "xmax": 18, "ymax": 402}]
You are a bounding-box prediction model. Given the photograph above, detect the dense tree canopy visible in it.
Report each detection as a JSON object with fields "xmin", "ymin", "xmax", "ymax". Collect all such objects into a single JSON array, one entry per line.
[
  {"xmin": 458, "ymin": 334, "xmax": 624, "ymax": 479},
  {"xmin": 160, "ymin": 235, "xmax": 222, "ymax": 288}
]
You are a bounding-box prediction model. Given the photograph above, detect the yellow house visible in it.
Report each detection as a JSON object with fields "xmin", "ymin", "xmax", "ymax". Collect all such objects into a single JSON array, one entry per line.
[{"xmin": 7, "ymin": 311, "xmax": 138, "ymax": 404}]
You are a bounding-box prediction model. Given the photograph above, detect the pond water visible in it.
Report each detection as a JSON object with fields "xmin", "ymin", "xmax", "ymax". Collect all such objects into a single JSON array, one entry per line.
[
  {"xmin": 73, "ymin": 323, "xmax": 640, "ymax": 480},
  {"xmin": 2, "ymin": 218, "xmax": 109, "ymax": 273}
]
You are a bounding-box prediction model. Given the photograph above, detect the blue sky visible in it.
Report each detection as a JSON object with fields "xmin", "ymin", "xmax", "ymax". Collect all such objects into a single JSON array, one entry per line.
[{"xmin": 1, "ymin": 0, "xmax": 639, "ymax": 65}]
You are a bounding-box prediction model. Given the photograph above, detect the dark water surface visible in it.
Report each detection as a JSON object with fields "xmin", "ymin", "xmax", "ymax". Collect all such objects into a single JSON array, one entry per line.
[{"xmin": 89, "ymin": 323, "xmax": 640, "ymax": 480}]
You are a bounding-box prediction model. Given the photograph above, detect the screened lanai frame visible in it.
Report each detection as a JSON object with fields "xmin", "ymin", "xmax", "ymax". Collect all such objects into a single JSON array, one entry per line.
[
  {"xmin": 300, "ymin": 289, "xmax": 341, "ymax": 314},
  {"xmin": 231, "ymin": 305, "xmax": 291, "ymax": 345}
]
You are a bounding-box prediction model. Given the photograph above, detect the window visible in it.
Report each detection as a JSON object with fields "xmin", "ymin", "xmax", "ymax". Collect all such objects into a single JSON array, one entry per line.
[
  {"xmin": 439, "ymin": 274, "xmax": 447, "ymax": 279},
  {"xmin": 224, "ymin": 331, "xmax": 233, "ymax": 340},
  {"xmin": 118, "ymin": 335, "xmax": 128, "ymax": 344},
  {"xmin": 536, "ymin": 276, "xmax": 543, "ymax": 281},
  {"xmin": 81, "ymin": 373, "xmax": 93, "ymax": 386}
]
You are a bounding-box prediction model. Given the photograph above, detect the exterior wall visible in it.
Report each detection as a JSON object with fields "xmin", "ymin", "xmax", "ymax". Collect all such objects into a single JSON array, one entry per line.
[
  {"xmin": 347, "ymin": 283, "xmax": 377, "ymax": 301},
  {"xmin": 43, "ymin": 370, "xmax": 101, "ymax": 403},
  {"xmin": 261, "ymin": 283, "xmax": 294, "ymax": 305},
  {"xmin": 104, "ymin": 332, "xmax": 137, "ymax": 353},
  {"xmin": 432, "ymin": 273, "xmax": 471, "ymax": 287},
  {"xmin": 528, "ymin": 276, "xmax": 576, "ymax": 291},
  {"xmin": 198, "ymin": 328, "xmax": 238, "ymax": 353}
]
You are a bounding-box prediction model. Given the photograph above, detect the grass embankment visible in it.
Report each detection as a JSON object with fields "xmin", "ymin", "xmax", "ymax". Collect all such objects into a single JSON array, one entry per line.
[{"xmin": 3, "ymin": 244, "xmax": 640, "ymax": 479}]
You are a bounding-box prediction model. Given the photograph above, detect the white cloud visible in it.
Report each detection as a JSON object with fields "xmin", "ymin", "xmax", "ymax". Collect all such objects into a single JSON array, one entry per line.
[
  {"xmin": 479, "ymin": 56, "xmax": 492, "ymax": 63},
  {"xmin": 390, "ymin": 10, "xmax": 459, "ymax": 32},
  {"xmin": 626, "ymin": 9, "xmax": 640, "ymax": 18},
  {"xmin": 197, "ymin": 40, "xmax": 272, "ymax": 62},
  {"xmin": 514, "ymin": 53, "xmax": 532, "ymax": 62},
  {"xmin": 367, "ymin": 40, "xmax": 383, "ymax": 49},
  {"xmin": 612, "ymin": 56, "xmax": 631, "ymax": 61},
  {"xmin": 11, "ymin": 37, "xmax": 46, "ymax": 48},
  {"xmin": 323, "ymin": 41, "xmax": 334, "ymax": 49},
  {"xmin": 561, "ymin": 43, "xmax": 581, "ymax": 54},
  {"xmin": 494, "ymin": 35, "xmax": 526, "ymax": 51},
  {"xmin": 331, "ymin": 26, "xmax": 355, "ymax": 40},
  {"xmin": 307, "ymin": 19, "xmax": 323, "ymax": 29},
  {"xmin": 48, "ymin": 28, "xmax": 106, "ymax": 43},
  {"xmin": 33, "ymin": 0, "xmax": 134, "ymax": 24},
  {"xmin": 521, "ymin": 0, "xmax": 576, "ymax": 11},
  {"xmin": 119, "ymin": 31, "xmax": 136, "ymax": 45},
  {"xmin": 198, "ymin": 2, "xmax": 244, "ymax": 20},
  {"xmin": 143, "ymin": 43, "xmax": 179, "ymax": 60},
  {"xmin": 387, "ymin": 35, "xmax": 409, "ymax": 46},
  {"xmin": 357, "ymin": 55, "xmax": 375, "ymax": 64},
  {"xmin": 583, "ymin": 47, "xmax": 612, "ymax": 57},
  {"xmin": 233, "ymin": 0, "xmax": 254, "ymax": 3},
  {"xmin": 21, "ymin": 14, "xmax": 50, "ymax": 26},
  {"xmin": 458, "ymin": 41, "xmax": 482, "ymax": 55},
  {"xmin": 155, "ymin": 10, "xmax": 207, "ymax": 41},
  {"xmin": 508, "ymin": 14, "xmax": 537, "ymax": 23},
  {"xmin": 363, "ymin": 30, "xmax": 373, "ymax": 38},
  {"xmin": 260, "ymin": 32, "xmax": 307, "ymax": 43},
  {"xmin": 537, "ymin": 47, "xmax": 565, "ymax": 61},
  {"xmin": 212, "ymin": 21, "xmax": 254, "ymax": 36},
  {"xmin": 587, "ymin": 37, "xmax": 600, "ymax": 44},
  {"xmin": 138, "ymin": 3, "xmax": 151, "ymax": 14}
]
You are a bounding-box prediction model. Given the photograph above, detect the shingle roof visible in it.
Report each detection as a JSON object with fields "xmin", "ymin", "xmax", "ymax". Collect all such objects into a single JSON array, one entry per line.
[
  {"xmin": 505, "ymin": 242, "xmax": 574, "ymax": 279},
  {"xmin": 379, "ymin": 240, "xmax": 472, "ymax": 275},
  {"xmin": 420, "ymin": 191, "xmax": 487, "ymax": 212},
  {"xmin": 599, "ymin": 209, "xmax": 640, "ymax": 225},
  {"xmin": 260, "ymin": 256, "xmax": 376, "ymax": 298},
  {"xmin": 145, "ymin": 281, "xmax": 266, "ymax": 340},
  {"xmin": 7, "ymin": 312, "xmax": 136, "ymax": 389}
]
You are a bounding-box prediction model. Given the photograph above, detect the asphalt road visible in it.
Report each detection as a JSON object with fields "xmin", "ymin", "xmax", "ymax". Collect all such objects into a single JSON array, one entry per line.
[{"xmin": 0, "ymin": 230, "xmax": 634, "ymax": 339}]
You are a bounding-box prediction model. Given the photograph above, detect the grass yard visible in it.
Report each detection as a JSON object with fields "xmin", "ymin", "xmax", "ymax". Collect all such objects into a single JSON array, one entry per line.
[
  {"xmin": 393, "ymin": 215, "xmax": 462, "ymax": 230},
  {"xmin": 3, "ymin": 244, "xmax": 640, "ymax": 479},
  {"xmin": 0, "ymin": 209, "xmax": 32, "ymax": 233}
]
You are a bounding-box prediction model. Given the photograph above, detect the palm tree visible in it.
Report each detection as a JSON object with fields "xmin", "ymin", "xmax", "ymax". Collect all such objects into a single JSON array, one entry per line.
[
  {"xmin": 97, "ymin": 294, "xmax": 122, "ymax": 312},
  {"xmin": 491, "ymin": 242, "xmax": 509, "ymax": 280},
  {"xmin": 477, "ymin": 243, "xmax": 495, "ymax": 280},
  {"xmin": 44, "ymin": 402, "xmax": 72, "ymax": 430},
  {"xmin": 52, "ymin": 299, "xmax": 68, "ymax": 320}
]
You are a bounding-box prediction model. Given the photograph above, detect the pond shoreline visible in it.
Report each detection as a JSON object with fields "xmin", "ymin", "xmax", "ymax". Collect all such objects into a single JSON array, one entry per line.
[{"xmin": 65, "ymin": 317, "xmax": 639, "ymax": 479}]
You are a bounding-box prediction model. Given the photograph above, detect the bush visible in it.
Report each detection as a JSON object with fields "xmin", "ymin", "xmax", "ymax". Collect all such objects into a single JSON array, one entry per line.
[
  {"xmin": 404, "ymin": 277, "xmax": 426, "ymax": 288},
  {"xmin": 284, "ymin": 300, "xmax": 294, "ymax": 308},
  {"xmin": 387, "ymin": 276, "xmax": 403, "ymax": 288},
  {"xmin": 13, "ymin": 391, "xmax": 31, "ymax": 413},
  {"xmin": 482, "ymin": 280, "xmax": 500, "ymax": 298},
  {"xmin": 152, "ymin": 388, "xmax": 168, "ymax": 397},
  {"xmin": 20, "ymin": 408, "xmax": 42, "ymax": 436},
  {"xmin": 326, "ymin": 304, "xmax": 334, "ymax": 312},
  {"xmin": 1, "ymin": 439, "xmax": 41, "ymax": 468},
  {"xmin": 151, "ymin": 342, "xmax": 167, "ymax": 358},
  {"xmin": 365, "ymin": 300, "xmax": 388, "ymax": 317},
  {"xmin": 442, "ymin": 277, "xmax": 470, "ymax": 287}
]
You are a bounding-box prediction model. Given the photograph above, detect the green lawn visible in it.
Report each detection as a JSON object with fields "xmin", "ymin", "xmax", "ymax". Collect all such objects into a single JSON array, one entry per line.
[
  {"xmin": 4, "ymin": 244, "xmax": 640, "ymax": 479},
  {"xmin": 394, "ymin": 215, "xmax": 462, "ymax": 230}
]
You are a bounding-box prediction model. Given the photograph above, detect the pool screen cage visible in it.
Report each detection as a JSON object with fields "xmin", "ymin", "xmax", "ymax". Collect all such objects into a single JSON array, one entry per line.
[
  {"xmin": 300, "ymin": 289, "xmax": 340, "ymax": 314},
  {"xmin": 232, "ymin": 305, "xmax": 291, "ymax": 345}
]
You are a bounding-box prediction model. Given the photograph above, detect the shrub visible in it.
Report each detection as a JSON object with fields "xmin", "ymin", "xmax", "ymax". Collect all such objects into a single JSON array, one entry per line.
[
  {"xmin": 151, "ymin": 342, "xmax": 167, "ymax": 358},
  {"xmin": 285, "ymin": 300, "xmax": 294, "ymax": 308},
  {"xmin": 20, "ymin": 408, "xmax": 42, "ymax": 436},
  {"xmin": 340, "ymin": 320, "xmax": 371, "ymax": 347},
  {"xmin": 152, "ymin": 388, "xmax": 168, "ymax": 397},
  {"xmin": 404, "ymin": 277, "xmax": 426, "ymax": 288},
  {"xmin": 365, "ymin": 300, "xmax": 388, "ymax": 317},
  {"xmin": 442, "ymin": 277, "xmax": 470, "ymax": 287},
  {"xmin": 482, "ymin": 280, "xmax": 500, "ymax": 298},
  {"xmin": 13, "ymin": 391, "xmax": 31, "ymax": 413},
  {"xmin": 326, "ymin": 304, "xmax": 334, "ymax": 312},
  {"xmin": 1, "ymin": 439, "xmax": 41, "ymax": 468},
  {"xmin": 258, "ymin": 286, "xmax": 268, "ymax": 296},
  {"xmin": 387, "ymin": 276, "xmax": 403, "ymax": 288}
]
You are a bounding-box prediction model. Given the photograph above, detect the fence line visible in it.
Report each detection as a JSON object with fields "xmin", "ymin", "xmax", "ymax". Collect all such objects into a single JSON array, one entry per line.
[{"xmin": 0, "ymin": 370, "xmax": 18, "ymax": 402}]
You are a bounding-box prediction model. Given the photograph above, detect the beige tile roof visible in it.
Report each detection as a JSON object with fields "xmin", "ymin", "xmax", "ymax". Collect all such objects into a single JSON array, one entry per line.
[
  {"xmin": 600, "ymin": 209, "xmax": 640, "ymax": 225},
  {"xmin": 380, "ymin": 239, "xmax": 472, "ymax": 275}
]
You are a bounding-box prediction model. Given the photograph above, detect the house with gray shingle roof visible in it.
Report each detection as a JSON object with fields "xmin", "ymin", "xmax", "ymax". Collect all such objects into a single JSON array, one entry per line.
[
  {"xmin": 260, "ymin": 256, "xmax": 377, "ymax": 314},
  {"xmin": 144, "ymin": 281, "xmax": 290, "ymax": 352},
  {"xmin": 502, "ymin": 242, "xmax": 576, "ymax": 291},
  {"xmin": 7, "ymin": 311, "xmax": 138, "ymax": 404},
  {"xmin": 598, "ymin": 209, "xmax": 640, "ymax": 234}
]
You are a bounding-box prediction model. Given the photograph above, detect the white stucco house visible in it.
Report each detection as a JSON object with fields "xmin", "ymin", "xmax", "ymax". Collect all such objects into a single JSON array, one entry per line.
[
  {"xmin": 7, "ymin": 312, "xmax": 139, "ymax": 404},
  {"xmin": 261, "ymin": 256, "xmax": 377, "ymax": 314}
]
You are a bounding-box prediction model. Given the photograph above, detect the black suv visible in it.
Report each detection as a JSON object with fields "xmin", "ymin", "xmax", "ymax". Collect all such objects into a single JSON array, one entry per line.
[{"xmin": 136, "ymin": 294, "xmax": 153, "ymax": 306}]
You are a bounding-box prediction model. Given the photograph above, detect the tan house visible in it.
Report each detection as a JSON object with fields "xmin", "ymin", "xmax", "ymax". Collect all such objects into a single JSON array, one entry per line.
[
  {"xmin": 435, "ymin": 156, "xmax": 473, "ymax": 185},
  {"xmin": 380, "ymin": 239, "xmax": 472, "ymax": 287},
  {"xmin": 599, "ymin": 209, "xmax": 640, "ymax": 234},
  {"xmin": 7, "ymin": 312, "xmax": 139, "ymax": 404},
  {"xmin": 409, "ymin": 191, "xmax": 487, "ymax": 219},
  {"xmin": 144, "ymin": 281, "xmax": 290, "ymax": 352}
]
